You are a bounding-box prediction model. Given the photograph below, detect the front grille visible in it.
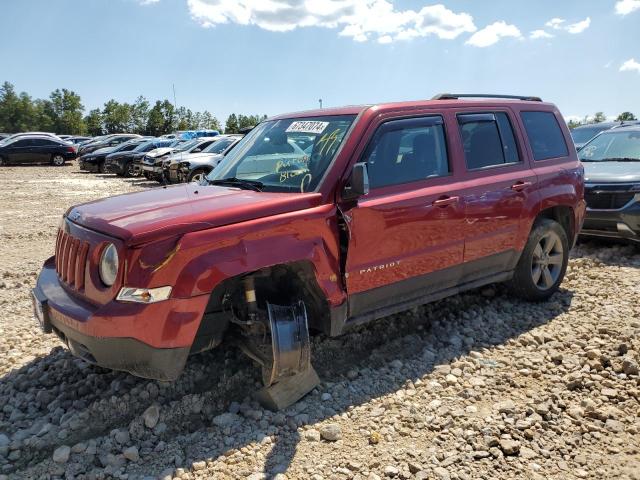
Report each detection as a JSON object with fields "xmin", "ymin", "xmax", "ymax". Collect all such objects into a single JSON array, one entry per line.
[
  {"xmin": 585, "ymin": 191, "xmax": 635, "ymax": 210},
  {"xmin": 55, "ymin": 229, "xmax": 90, "ymax": 291}
]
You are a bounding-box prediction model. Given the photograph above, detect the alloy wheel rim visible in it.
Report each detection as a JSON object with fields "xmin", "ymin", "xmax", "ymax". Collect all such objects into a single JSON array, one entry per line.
[
  {"xmin": 531, "ymin": 231, "xmax": 564, "ymax": 290},
  {"xmin": 191, "ymin": 173, "xmax": 204, "ymax": 183},
  {"xmin": 53, "ymin": 155, "xmax": 64, "ymax": 165}
]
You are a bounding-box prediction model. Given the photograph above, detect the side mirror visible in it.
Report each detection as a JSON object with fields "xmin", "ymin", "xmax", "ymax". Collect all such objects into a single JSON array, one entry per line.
[{"xmin": 344, "ymin": 162, "xmax": 369, "ymax": 199}]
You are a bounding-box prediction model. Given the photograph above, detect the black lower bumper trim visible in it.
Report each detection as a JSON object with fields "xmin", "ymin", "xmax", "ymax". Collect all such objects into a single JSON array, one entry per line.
[{"xmin": 50, "ymin": 316, "xmax": 189, "ymax": 381}]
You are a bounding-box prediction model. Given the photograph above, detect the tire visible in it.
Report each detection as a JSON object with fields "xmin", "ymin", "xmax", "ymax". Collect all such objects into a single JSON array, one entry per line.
[
  {"xmin": 0, "ymin": 156, "xmax": 6, "ymax": 166},
  {"xmin": 508, "ymin": 218, "xmax": 569, "ymax": 301},
  {"xmin": 98, "ymin": 161, "xmax": 105, "ymax": 173},
  {"xmin": 188, "ymin": 168, "xmax": 208, "ymax": 184},
  {"xmin": 51, "ymin": 154, "xmax": 65, "ymax": 166},
  {"xmin": 123, "ymin": 162, "xmax": 135, "ymax": 178}
]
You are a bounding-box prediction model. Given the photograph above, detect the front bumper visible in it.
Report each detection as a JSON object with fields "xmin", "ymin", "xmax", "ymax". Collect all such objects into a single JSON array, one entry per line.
[
  {"xmin": 33, "ymin": 257, "xmax": 210, "ymax": 380},
  {"xmin": 79, "ymin": 160, "xmax": 99, "ymax": 172},
  {"xmin": 581, "ymin": 198, "xmax": 640, "ymax": 243}
]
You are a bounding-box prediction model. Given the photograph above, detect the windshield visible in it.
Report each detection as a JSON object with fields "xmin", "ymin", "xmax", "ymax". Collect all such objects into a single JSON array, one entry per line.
[
  {"xmin": 203, "ymin": 138, "xmax": 235, "ymax": 154},
  {"xmin": 208, "ymin": 115, "xmax": 356, "ymax": 192},
  {"xmin": 579, "ymin": 130, "xmax": 640, "ymax": 162},
  {"xmin": 175, "ymin": 139, "xmax": 200, "ymax": 151}
]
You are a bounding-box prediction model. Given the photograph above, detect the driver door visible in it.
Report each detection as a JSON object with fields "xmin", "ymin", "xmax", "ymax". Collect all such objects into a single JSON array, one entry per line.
[{"xmin": 341, "ymin": 114, "xmax": 466, "ymax": 318}]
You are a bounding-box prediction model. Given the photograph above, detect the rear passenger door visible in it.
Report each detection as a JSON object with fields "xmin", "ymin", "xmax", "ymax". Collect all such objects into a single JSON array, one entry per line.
[
  {"xmin": 342, "ymin": 114, "xmax": 466, "ymax": 317},
  {"xmin": 455, "ymin": 110, "xmax": 537, "ymax": 280}
]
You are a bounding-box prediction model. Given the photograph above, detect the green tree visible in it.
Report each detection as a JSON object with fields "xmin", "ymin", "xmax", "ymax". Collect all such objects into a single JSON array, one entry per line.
[
  {"xmin": 567, "ymin": 119, "xmax": 582, "ymax": 129},
  {"xmin": 224, "ymin": 113, "xmax": 239, "ymax": 134},
  {"xmin": 200, "ymin": 111, "xmax": 221, "ymax": 131},
  {"xmin": 146, "ymin": 100, "xmax": 175, "ymax": 136},
  {"xmin": 102, "ymin": 100, "xmax": 132, "ymax": 133},
  {"xmin": 49, "ymin": 88, "xmax": 85, "ymax": 134},
  {"xmin": 130, "ymin": 96, "xmax": 150, "ymax": 134},
  {"xmin": 592, "ymin": 112, "xmax": 607, "ymax": 123},
  {"xmin": 0, "ymin": 82, "xmax": 22, "ymax": 132},
  {"xmin": 84, "ymin": 108, "xmax": 104, "ymax": 136},
  {"xmin": 616, "ymin": 111, "xmax": 637, "ymax": 121}
]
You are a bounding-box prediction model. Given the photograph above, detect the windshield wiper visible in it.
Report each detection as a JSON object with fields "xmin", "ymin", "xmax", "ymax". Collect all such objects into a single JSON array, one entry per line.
[
  {"xmin": 600, "ymin": 157, "xmax": 640, "ymax": 162},
  {"xmin": 207, "ymin": 177, "xmax": 264, "ymax": 191}
]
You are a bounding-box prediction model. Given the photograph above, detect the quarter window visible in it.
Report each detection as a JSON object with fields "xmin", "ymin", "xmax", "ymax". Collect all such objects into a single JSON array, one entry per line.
[
  {"xmin": 363, "ymin": 116, "xmax": 449, "ymax": 189},
  {"xmin": 521, "ymin": 111, "xmax": 569, "ymax": 160},
  {"xmin": 458, "ymin": 112, "xmax": 520, "ymax": 170}
]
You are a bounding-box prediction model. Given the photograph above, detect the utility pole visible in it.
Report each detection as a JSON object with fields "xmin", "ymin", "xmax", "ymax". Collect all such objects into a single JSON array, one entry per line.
[
  {"xmin": 172, "ymin": 84, "xmax": 177, "ymax": 111},
  {"xmin": 318, "ymin": 98, "xmax": 323, "ymax": 109}
]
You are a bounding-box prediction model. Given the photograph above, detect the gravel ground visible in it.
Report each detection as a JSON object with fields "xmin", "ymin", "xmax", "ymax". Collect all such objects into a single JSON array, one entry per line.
[{"xmin": 1, "ymin": 163, "xmax": 639, "ymax": 480}]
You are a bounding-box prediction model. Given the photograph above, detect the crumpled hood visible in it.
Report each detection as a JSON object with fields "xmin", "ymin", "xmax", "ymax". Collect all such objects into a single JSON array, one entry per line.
[
  {"xmin": 583, "ymin": 161, "xmax": 640, "ymax": 184},
  {"xmin": 66, "ymin": 183, "xmax": 322, "ymax": 245},
  {"xmin": 147, "ymin": 147, "xmax": 176, "ymax": 159}
]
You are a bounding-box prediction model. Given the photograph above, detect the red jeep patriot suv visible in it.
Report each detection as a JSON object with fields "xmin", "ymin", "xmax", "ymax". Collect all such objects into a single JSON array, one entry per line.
[{"xmin": 33, "ymin": 94, "xmax": 585, "ymax": 407}]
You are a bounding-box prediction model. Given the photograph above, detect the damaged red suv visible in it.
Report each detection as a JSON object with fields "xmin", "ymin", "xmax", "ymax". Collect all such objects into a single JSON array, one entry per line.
[{"xmin": 33, "ymin": 94, "xmax": 585, "ymax": 407}]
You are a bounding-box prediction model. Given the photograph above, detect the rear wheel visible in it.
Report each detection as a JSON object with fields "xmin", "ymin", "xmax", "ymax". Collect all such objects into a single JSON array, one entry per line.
[
  {"xmin": 51, "ymin": 154, "xmax": 65, "ymax": 166},
  {"xmin": 0, "ymin": 156, "xmax": 6, "ymax": 166},
  {"xmin": 188, "ymin": 168, "xmax": 208, "ymax": 184},
  {"xmin": 508, "ymin": 218, "xmax": 569, "ymax": 301}
]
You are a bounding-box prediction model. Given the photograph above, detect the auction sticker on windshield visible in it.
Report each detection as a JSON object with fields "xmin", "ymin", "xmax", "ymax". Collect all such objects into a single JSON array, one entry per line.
[{"xmin": 286, "ymin": 121, "xmax": 329, "ymax": 134}]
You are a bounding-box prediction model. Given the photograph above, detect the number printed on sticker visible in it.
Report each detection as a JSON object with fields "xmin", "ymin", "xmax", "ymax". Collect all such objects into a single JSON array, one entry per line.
[{"xmin": 286, "ymin": 121, "xmax": 329, "ymax": 134}]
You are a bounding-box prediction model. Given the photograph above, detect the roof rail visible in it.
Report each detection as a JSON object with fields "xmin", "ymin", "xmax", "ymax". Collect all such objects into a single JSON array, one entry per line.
[{"xmin": 432, "ymin": 93, "xmax": 543, "ymax": 102}]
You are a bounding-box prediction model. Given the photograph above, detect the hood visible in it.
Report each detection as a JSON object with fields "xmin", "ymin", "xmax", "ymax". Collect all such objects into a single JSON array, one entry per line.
[
  {"xmin": 66, "ymin": 184, "xmax": 322, "ymax": 245},
  {"xmin": 583, "ymin": 161, "xmax": 640, "ymax": 184},
  {"xmin": 147, "ymin": 147, "xmax": 176, "ymax": 158}
]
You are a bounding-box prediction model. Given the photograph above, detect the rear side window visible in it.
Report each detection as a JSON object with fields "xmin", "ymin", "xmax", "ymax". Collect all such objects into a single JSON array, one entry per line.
[
  {"xmin": 458, "ymin": 112, "xmax": 520, "ymax": 169},
  {"xmin": 521, "ymin": 111, "xmax": 569, "ymax": 160},
  {"xmin": 363, "ymin": 116, "xmax": 449, "ymax": 189}
]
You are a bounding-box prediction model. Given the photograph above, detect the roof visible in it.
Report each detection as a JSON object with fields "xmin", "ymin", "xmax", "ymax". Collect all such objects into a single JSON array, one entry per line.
[{"xmin": 269, "ymin": 96, "xmax": 553, "ymax": 121}]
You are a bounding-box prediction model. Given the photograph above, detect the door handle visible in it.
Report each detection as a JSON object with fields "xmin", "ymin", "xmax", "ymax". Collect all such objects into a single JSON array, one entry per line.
[
  {"xmin": 511, "ymin": 181, "xmax": 532, "ymax": 192},
  {"xmin": 432, "ymin": 196, "xmax": 459, "ymax": 207}
]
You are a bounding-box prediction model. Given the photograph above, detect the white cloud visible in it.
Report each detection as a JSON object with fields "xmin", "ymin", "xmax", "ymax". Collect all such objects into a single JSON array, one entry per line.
[
  {"xmin": 615, "ymin": 0, "xmax": 640, "ymax": 15},
  {"xmin": 530, "ymin": 29, "xmax": 553, "ymax": 39},
  {"xmin": 566, "ymin": 17, "xmax": 590, "ymax": 34},
  {"xmin": 186, "ymin": 0, "xmax": 477, "ymax": 43},
  {"xmin": 620, "ymin": 58, "xmax": 640, "ymax": 73},
  {"xmin": 465, "ymin": 21, "xmax": 521, "ymax": 48},
  {"xmin": 545, "ymin": 17, "xmax": 565, "ymax": 29}
]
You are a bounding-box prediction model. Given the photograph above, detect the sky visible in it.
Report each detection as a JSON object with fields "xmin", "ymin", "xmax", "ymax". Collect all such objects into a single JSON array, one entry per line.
[{"xmin": 1, "ymin": 0, "xmax": 639, "ymax": 124}]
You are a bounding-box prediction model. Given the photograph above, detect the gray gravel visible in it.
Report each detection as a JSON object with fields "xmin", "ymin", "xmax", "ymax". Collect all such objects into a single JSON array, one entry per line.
[{"xmin": 1, "ymin": 164, "xmax": 639, "ymax": 479}]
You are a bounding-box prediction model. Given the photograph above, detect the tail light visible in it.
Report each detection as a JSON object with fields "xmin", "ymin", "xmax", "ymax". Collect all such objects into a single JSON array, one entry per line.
[{"xmin": 67, "ymin": 146, "xmax": 76, "ymax": 153}]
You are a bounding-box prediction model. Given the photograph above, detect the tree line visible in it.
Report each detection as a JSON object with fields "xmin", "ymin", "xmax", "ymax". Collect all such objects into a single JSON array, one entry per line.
[
  {"xmin": 567, "ymin": 111, "xmax": 637, "ymax": 129},
  {"xmin": 0, "ymin": 81, "xmax": 266, "ymax": 136}
]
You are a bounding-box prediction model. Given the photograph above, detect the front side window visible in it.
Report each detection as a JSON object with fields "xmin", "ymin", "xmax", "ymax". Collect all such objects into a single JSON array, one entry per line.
[
  {"xmin": 521, "ymin": 111, "xmax": 569, "ymax": 160},
  {"xmin": 578, "ymin": 130, "xmax": 640, "ymax": 162},
  {"xmin": 458, "ymin": 112, "xmax": 520, "ymax": 169},
  {"xmin": 571, "ymin": 126, "xmax": 609, "ymax": 145},
  {"xmin": 363, "ymin": 116, "xmax": 449, "ymax": 189},
  {"xmin": 209, "ymin": 115, "xmax": 356, "ymax": 192}
]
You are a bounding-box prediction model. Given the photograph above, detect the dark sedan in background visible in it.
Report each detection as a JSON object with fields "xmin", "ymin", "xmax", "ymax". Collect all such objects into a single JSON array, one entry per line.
[
  {"xmin": 79, "ymin": 137, "xmax": 150, "ymax": 173},
  {"xmin": 104, "ymin": 138, "xmax": 174, "ymax": 176},
  {"xmin": 0, "ymin": 135, "xmax": 77, "ymax": 166},
  {"xmin": 77, "ymin": 133, "xmax": 141, "ymax": 156},
  {"xmin": 579, "ymin": 125, "xmax": 640, "ymax": 244}
]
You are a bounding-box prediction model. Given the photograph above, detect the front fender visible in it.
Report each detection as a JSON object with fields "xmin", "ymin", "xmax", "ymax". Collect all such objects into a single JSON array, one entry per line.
[{"xmin": 125, "ymin": 204, "xmax": 345, "ymax": 308}]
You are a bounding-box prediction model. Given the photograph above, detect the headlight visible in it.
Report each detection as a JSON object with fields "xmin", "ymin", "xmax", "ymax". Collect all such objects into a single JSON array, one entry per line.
[
  {"xmin": 117, "ymin": 286, "xmax": 172, "ymax": 303},
  {"xmin": 99, "ymin": 243, "xmax": 119, "ymax": 286}
]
